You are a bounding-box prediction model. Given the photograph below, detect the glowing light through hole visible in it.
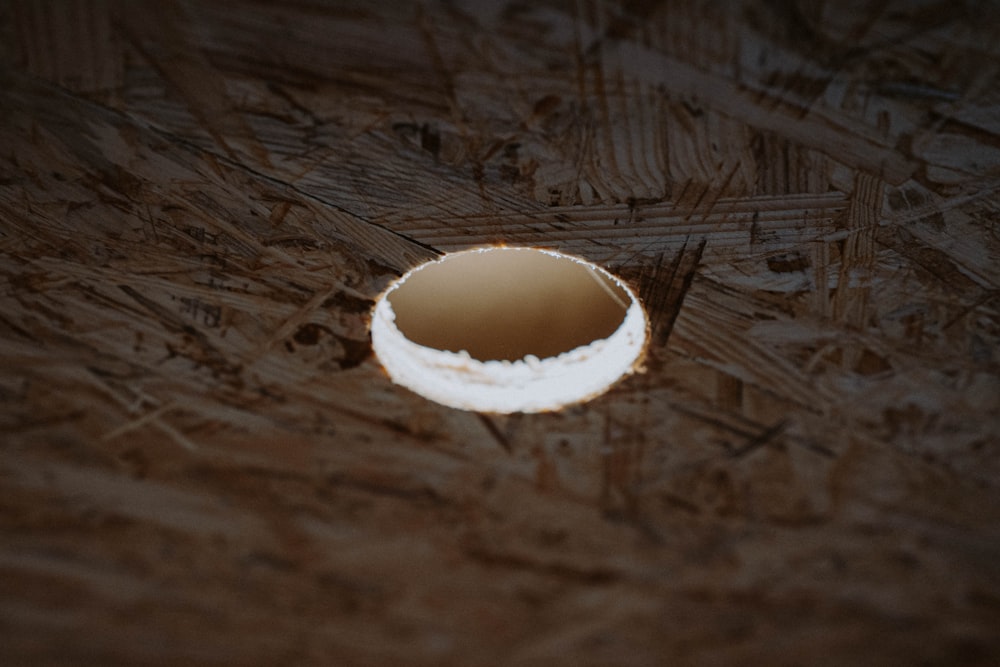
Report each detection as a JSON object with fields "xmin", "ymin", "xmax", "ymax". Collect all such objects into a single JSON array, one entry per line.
[{"xmin": 371, "ymin": 247, "xmax": 647, "ymax": 413}]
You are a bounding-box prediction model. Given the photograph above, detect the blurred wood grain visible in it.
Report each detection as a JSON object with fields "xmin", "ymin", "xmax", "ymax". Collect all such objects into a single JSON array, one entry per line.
[{"xmin": 1, "ymin": 1, "xmax": 999, "ymax": 665}]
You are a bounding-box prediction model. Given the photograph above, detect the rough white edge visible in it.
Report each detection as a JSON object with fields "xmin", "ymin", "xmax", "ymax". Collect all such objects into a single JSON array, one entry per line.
[{"xmin": 370, "ymin": 248, "xmax": 649, "ymax": 414}]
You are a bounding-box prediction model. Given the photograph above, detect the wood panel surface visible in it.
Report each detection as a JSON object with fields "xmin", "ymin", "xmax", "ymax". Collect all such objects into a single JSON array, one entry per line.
[{"xmin": 2, "ymin": 1, "xmax": 999, "ymax": 665}]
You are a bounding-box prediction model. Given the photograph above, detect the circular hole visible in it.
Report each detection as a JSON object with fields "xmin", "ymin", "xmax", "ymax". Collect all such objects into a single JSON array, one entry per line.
[{"xmin": 371, "ymin": 247, "xmax": 647, "ymax": 414}]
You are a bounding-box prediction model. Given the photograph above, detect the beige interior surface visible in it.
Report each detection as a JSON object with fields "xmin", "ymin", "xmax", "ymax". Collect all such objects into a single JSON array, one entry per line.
[{"xmin": 387, "ymin": 248, "xmax": 629, "ymax": 361}]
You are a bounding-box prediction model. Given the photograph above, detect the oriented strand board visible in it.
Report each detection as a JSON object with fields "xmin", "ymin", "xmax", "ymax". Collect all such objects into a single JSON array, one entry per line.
[{"xmin": 2, "ymin": 1, "xmax": 999, "ymax": 665}]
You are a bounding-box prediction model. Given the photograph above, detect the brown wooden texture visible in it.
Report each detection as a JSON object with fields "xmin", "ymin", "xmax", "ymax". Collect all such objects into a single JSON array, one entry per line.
[{"xmin": 2, "ymin": 1, "xmax": 1000, "ymax": 665}]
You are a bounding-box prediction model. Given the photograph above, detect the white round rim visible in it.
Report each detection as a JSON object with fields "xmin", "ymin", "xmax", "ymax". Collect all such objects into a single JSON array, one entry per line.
[{"xmin": 370, "ymin": 247, "xmax": 648, "ymax": 414}]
